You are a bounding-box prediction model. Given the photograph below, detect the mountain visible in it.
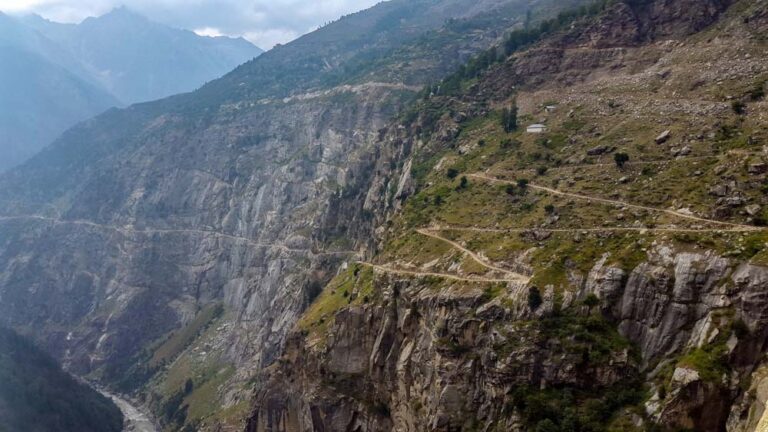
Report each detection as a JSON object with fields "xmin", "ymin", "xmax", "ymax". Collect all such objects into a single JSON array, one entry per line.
[
  {"xmin": 0, "ymin": 0, "xmax": 578, "ymax": 429},
  {"xmin": 1, "ymin": 0, "xmax": 767, "ymax": 431},
  {"xmin": 249, "ymin": 0, "xmax": 768, "ymax": 430},
  {"xmin": 0, "ymin": 12, "xmax": 118, "ymax": 172},
  {"xmin": 0, "ymin": 9, "xmax": 262, "ymax": 173},
  {"xmin": 24, "ymin": 8, "xmax": 264, "ymax": 104},
  {"xmin": 0, "ymin": 326, "xmax": 124, "ymax": 432}
]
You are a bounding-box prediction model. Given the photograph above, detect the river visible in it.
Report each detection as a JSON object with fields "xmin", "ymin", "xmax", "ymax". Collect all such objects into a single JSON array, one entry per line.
[{"xmin": 98, "ymin": 389, "xmax": 159, "ymax": 432}]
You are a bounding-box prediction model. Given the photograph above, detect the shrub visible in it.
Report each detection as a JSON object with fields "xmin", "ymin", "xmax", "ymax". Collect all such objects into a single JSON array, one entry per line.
[
  {"xmin": 501, "ymin": 105, "xmax": 519, "ymax": 132},
  {"xmin": 732, "ymin": 100, "xmax": 746, "ymax": 115},
  {"xmin": 614, "ymin": 152, "xmax": 630, "ymax": 168},
  {"xmin": 583, "ymin": 294, "xmax": 600, "ymax": 311},
  {"xmin": 535, "ymin": 419, "xmax": 559, "ymax": 432},
  {"xmin": 184, "ymin": 378, "xmax": 194, "ymax": 395},
  {"xmin": 749, "ymin": 82, "xmax": 765, "ymax": 101},
  {"xmin": 447, "ymin": 168, "xmax": 459, "ymax": 179},
  {"xmin": 528, "ymin": 286, "xmax": 543, "ymax": 310},
  {"xmin": 501, "ymin": 138, "xmax": 521, "ymax": 149},
  {"xmin": 517, "ymin": 178, "xmax": 530, "ymax": 189},
  {"xmin": 458, "ymin": 176, "xmax": 469, "ymax": 189},
  {"xmin": 544, "ymin": 204, "xmax": 555, "ymax": 214},
  {"xmin": 536, "ymin": 166, "xmax": 548, "ymax": 176}
]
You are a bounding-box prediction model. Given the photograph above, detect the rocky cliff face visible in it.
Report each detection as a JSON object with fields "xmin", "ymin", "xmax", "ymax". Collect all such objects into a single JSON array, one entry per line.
[
  {"xmin": 249, "ymin": 245, "xmax": 768, "ymax": 431},
  {"xmin": 0, "ymin": 0, "xmax": 570, "ymax": 429},
  {"xmin": 248, "ymin": 0, "xmax": 768, "ymax": 430}
]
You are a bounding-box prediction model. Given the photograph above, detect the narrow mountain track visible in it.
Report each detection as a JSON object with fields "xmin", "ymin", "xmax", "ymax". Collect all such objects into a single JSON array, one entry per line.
[
  {"xmin": 416, "ymin": 228, "xmax": 530, "ymax": 282},
  {"xmin": 359, "ymin": 262, "xmax": 522, "ymax": 284},
  {"xmin": 427, "ymin": 225, "xmax": 761, "ymax": 234},
  {"xmin": 503, "ymin": 155, "xmax": 721, "ymax": 175},
  {"xmin": 494, "ymin": 151, "xmax": 764, "ymax": 176},
  {"xmin": 469, "ymin": 173, "xmax": 764, "ymax": 231},
  {"xmin": 0, "ymin": 215, "xmax": 355, "ymax": 256}
]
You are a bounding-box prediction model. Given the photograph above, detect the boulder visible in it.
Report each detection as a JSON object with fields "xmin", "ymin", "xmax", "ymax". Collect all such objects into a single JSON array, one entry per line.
[
  {"xmin": 587, "ymin": 145, "xmax": 614, "ymax": 156},
  {"xmin": 746, "ymin": 204, "xmax": 762, "ymax": 216},
  {"xmin": 656, "ymin": 130, "xmax": 672, "ymax": 144},
  {"xmin": 748, "ymin": 163, "xmax": 767, "ymax": 175}
]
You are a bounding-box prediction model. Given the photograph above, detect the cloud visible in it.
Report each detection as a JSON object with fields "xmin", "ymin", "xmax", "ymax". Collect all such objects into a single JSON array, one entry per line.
[{"xmin": 0, "ymin": 0, "xmax": 382, "ymax": 48}]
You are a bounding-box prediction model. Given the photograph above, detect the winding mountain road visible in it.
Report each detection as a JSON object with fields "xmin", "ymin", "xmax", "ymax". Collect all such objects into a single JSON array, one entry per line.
[
  {"xmin": 416, "ymin": 228, "xmax": 530, "ymax": 282},
  {"xmin": 469, "ymin": 173, "xmax": 764, "ymax": 231},
  {"xmin": 0, "ymin": 215, "xmax": 356, "ymax": 256},
  {"xmin": 359, "ymin": 262, "xmax": 521, "ymax": 283},
  {"xmin": 428, "ymin": 225, "xmax": 761, "ymax": 234}
]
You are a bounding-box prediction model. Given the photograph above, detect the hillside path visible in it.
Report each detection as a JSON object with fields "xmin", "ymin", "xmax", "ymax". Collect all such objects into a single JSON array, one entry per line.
[
  {"xmin": 0, "ymin": 215, "xmax": 355, "ymax": 256},
  {"xmin": 416, "ymin": 228, "xmax": 530, "ymax": 282},
  {"xmin": 429, "ymin": 225, "xmax": 760, "ymax": 234},
  {"xmin": 469, "ymin": 173, "xmax": 763, "ymax": 231},
  {"xmin": 359, "ymin": 262, "xmax": 523, "ymax": 284}
]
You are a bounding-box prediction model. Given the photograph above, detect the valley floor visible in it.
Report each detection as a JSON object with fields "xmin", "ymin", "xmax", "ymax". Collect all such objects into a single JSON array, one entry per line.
[{"xmin": 98, "ymin": 389, "xmax": 158, "ymax": 432}]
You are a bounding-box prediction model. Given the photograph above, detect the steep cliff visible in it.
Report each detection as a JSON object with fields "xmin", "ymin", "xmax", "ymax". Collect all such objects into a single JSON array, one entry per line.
[
  {"xmin": 249, "ymin": 0, "xmax": 768, "ymax": 430},
  {"xmin": 0, "ymin": 0, "xmax": 587, "ymax": 430}
]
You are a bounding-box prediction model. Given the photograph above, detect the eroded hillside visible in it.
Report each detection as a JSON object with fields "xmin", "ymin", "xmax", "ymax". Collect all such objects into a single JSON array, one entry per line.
[{"xmin": 249, "ymin": 0, "xmax": 768, "ymax": 430}]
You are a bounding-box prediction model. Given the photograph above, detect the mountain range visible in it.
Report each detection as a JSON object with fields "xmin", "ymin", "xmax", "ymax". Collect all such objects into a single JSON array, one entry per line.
[
  {"xmin": 0, "ymin": 8, "xmax": 262, "ymax": 172},
  {"xmin": 0, "ymin": 0, "xmax": 767, "ymax": 431}
]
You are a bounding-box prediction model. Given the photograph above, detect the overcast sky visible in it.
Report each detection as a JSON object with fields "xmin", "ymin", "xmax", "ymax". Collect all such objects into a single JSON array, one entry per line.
[{"xmin": 0, "ymin": 0, "xmax": 382, "ymax": 49}]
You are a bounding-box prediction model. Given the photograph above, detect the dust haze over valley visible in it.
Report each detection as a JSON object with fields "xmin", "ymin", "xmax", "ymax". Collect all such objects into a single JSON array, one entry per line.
[{"xmin": 1, "ymin": 1, "xmax": 768, "ymax": 432}]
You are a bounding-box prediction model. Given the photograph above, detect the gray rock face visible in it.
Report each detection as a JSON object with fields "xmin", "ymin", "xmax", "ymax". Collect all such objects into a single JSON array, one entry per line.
[
  {"xmin": 249, "ymin": 276, "xmax": 635, "ymax": 432},
  {"xmin": 0, "ymin": 1, "xmax": 545, "ymax": 424},
  {"xmin": 250, "ymin": 242, "xmax": 768, "ymax": 432},
  {"xmin": 0, "ymin": 84, "xmax": 402, "ymax": 377},
  {"xmin": 615, "ymin": 248, "xmax": 732, "ymax": 363}
]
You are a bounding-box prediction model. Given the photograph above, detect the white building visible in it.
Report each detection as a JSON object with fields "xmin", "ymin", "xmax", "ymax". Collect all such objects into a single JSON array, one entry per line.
[{"xmin": 526, "ymin": 124, "xmax": 547, "ymax": 133}]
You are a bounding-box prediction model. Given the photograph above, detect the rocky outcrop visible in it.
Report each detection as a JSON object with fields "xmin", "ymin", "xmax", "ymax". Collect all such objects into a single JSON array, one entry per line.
[
  {"xmin": 250, "ymin": 276, "xmax": 638, "ymax": 432},
  {"xmin": 251, "ymin": 242, "xmax": 768, "ymax": 432}
]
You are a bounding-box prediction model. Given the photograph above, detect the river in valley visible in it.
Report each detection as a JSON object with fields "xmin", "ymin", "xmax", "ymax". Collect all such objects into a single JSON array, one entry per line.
[{"xmin": 98, "ymin": 389, "xmax": 159, "ymax": 432}]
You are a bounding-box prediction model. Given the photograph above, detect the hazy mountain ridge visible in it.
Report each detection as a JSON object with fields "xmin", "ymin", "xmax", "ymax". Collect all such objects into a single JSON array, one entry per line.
[
  {"xmin": 24, "ymin": 7, "xmax": 263, "ymax": 104},
  {"xmin": 0, "ymin": 8, "xmax": 262, "ymax": 172}
]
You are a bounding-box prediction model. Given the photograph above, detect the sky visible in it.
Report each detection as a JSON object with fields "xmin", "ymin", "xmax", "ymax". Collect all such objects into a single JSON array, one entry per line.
[{"xmin": 0, "ymin": 0, "xmax": 382, "ymax": 49}]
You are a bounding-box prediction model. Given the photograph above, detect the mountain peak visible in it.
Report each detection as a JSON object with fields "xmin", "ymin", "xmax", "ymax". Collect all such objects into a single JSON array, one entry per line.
[{"xmin": 89, "ymin": 6, "xmax": 148, "ymax": 24}]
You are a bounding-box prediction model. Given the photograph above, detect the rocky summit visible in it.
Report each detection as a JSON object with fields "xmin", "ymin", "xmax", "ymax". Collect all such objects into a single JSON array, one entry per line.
[{"xmin": 1, "ymin": 0, "xmax": 767, "ymax": 431}]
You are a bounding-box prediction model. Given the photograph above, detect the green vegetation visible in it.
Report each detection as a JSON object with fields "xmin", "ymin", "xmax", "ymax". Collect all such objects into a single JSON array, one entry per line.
[
  {"xmin": 436, "ymin": 0, "xmax": 614, "ymax": 96},
  {"xmin": 0, "ymin": 327, "xmax": 124, "ymax": 432},
  {"xmin": 501, "ymin": 104, "xmax": 519, "ymax": 132},
  {"xmin": 299, "ymin": 264, "xmax": 376, "ymax": 339},
  {"xmin": 151, "ymin": 303, "xmax": 224, "ymax": 368},
  {"xmin": 511, "ymin": 382, "xmax": 643, "ymax": 432},
  {"xmin": 505, "ymin": 313, "xmax": 643, "ymax": 432},
  {"xmin": 613, "ymin": 153, "xmax": 630, "ymax": 169},
  {"xmin": 528, "ymin": 286, "xmax": 544, "ymax": 310},
  {"xmin": 732, "ymin": 100, "xmax": 746, "ymax": 115}
]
